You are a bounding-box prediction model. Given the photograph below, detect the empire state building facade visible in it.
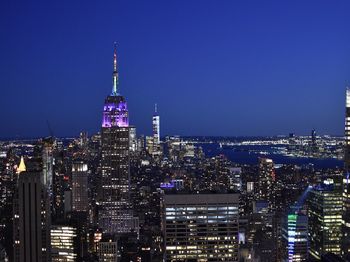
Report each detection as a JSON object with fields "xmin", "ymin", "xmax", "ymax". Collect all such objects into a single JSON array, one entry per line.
[{"xmin": 98, "ymin": 45, "xmax": 138, "ymax": 235}]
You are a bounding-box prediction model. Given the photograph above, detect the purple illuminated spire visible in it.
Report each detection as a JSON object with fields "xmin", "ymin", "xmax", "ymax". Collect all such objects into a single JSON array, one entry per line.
[{"xmin": 102, "ymin": 44, "xmax": 129, "ymax": 128}]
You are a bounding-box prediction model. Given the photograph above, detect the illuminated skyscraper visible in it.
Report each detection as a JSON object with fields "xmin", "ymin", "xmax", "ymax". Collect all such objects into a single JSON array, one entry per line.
[
  {"xmin": 229, "ymin": 167, "xmax": 242, "ymax": 192},
  {"xmin": 42, "ymin": 137, "xmax": 54, "ymax": 188},
  {"xmin": 162, "ymin": 194, "xmax": 239, "ymax": 261},
  {"xmin": 152, "ymin": 104, "xmax": 161, "ymax": 156},
  {"xmin": 258, "ymin": 158, "xmax": 275, "ymax": 211},
  {"xmin": 308, "ymin": 184, "xmax": 342, "ymax": 259},
  {"xmin": 281, "ymin": 206, "xmax": 308, "ymax": 262},
  {"xmin": 345, "ymin": 88, "xmax": 350, "ymax": 170},
  {"xmin": 98, "ymin": 44, "xmax": 138, "ymax": 235},
  {"xmin": 153, "ymin": 104, "xmax": 160, "ymax": 144},
  {"xmin": 310, "ymin": 129, "xmax": 318, "ymax": 154},
  {"xmin": 72, "ymin": 160, "xmax": 89, "ymax": 212},
  {"xmin": 343, "ymin": 87, "xmax": 350, "ymax": 258}
]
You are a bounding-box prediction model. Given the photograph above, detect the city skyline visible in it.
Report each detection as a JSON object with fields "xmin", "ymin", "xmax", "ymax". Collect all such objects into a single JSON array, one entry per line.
[
  {"xmin": 3, "ymin": 1, "xmax": 350, "ymax": 261},
  {"xmin": 1, "ymin": 0, "xmax": 350, "ymax": 138}
]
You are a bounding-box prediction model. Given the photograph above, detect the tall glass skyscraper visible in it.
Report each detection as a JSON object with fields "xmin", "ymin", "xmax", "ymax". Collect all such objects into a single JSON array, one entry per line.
[
  {"xmin": 343, "ymin": 88, "xmax": 350, "ymax": 258},
  {"xmin": 281, "ymin": 206, "xmax": 308, "ymax": 262},
  {"xmin": 98, "ymin": 44, "xmax": 138, "ymax": 235},
  {"xmin": 152, "ymin": 104, "xmax": 161, "ymax": 156},
  {"xmin": 308, "ymin": 183, "xmax": 342, "ymax": 259},
  {"xmin": 345, "ymin": 88, "xmax": 350, "ymax": 170},
  {"xmin": 152, "ymin": 104, "xmax": 160, "ymax": 144}
]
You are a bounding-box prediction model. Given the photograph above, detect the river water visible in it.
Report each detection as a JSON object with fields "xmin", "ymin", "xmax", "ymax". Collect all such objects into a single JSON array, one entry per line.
[{"xmin": 200, "ymin": 143, "xmax": 343, "ymax": 169}]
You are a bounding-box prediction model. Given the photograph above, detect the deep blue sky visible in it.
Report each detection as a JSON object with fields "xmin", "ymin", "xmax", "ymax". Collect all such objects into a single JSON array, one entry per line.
[{"xmin": 1, "ymin": 0, "xmax": 350, "ymax": 138}]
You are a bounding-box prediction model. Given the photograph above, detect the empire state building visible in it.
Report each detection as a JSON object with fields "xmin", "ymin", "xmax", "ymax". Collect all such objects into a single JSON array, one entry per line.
[{"xmin": 98, "ymin": 44, "xmax": 138, "ymax": 235}]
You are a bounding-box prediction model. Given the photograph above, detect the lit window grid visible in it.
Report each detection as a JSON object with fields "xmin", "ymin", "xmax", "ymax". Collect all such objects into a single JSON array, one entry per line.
[
  {"xmin": 164, "ymin": 204, "xmax": 239, "ymax": 261},
  {"xmin": 51, "ymin": 227, "xmax": 77, "ymax": 262},
  {"xmin": 308, "ymin": 189, "xmax": 342, "ymax": 259}
]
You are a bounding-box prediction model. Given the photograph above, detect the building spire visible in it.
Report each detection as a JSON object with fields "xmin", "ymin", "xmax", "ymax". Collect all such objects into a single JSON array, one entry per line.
[
  {"xmin": 17, "ymin": 156, "xmax": 26, "ymax": 174},
  {"xmin": 112, "ymin": 42, "xmax": 118, "ymax": 95},
  {"xmin": 155, "ymin": 103, "xmax": 157, "ymax": 114}
]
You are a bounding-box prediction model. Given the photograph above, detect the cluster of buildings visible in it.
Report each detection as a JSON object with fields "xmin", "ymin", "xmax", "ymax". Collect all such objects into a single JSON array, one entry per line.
[{"xmin": 0, "ymin": 47, "xmax": 350, "ymax": 262}]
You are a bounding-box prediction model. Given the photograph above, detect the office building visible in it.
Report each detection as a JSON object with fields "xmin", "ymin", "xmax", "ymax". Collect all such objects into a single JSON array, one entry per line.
[
  {"xmin": 98, "ymin": 239, "xmax": 118, "ymax": 262},
  {"xmin": 72, "ymin": 160, "xmax": 89, "ymax": 212},
  {"xmin": 247, "ymin": 182, "xmax": 254, "ymax": 194},
  {"xmin": 308, "ymin": 184, "xmax": 342, "ymax": 259},
  {"xmin": 343, "ymin": 87, "xmax": 350, "ymax": 258},
  {"xmin": 162, "ymin": 193, "xmax": 239, "ymax": 261},
  {"xmin": 51, "ymin": 225, "xmax": 77, "ymax": 261},
  {"xmin": 79, "ymin": 131, "xmax": 88, "ymax": 148},
  {"xmin": 229, "ymin": 167, "xmax": 242, "ymax": 191},
  {"xmin": 129, "ymin": 126, "xmax": 138, "ymax": 153},
  {"xmin": 281, "ymin": 207, "xmax": 308, "ymax": 262},
  {"xmin": 99, "ymin": 44, "xmax": 137, "ymax": 234},
  {"xmin": 145, "ymin": 136, "xmax": 153, "ymax": 155},
  {"xmin": 13, "ymin": 171, "xmax": 51, "ymax": 262}
]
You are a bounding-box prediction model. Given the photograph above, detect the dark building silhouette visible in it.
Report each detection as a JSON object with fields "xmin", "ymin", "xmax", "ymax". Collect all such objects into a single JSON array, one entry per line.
[{"xmin": 13, "ymin": 170, "xmax": 51, "ymax": 262}]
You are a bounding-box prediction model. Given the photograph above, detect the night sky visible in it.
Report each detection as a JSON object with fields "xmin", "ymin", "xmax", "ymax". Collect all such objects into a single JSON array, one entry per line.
[{"xmin": 1, "ymin": 0, "xmax": 350, "ymax": 138}]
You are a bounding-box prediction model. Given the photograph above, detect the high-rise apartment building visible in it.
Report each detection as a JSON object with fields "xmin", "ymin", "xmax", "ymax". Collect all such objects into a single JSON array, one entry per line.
[
  {"xmin": 13, "ymin": 171, "xmax": 51, "ymax": 262},
  {"xmin": 308, "ymin": 184, "xmax": 342, "ymax": 259},
  {"xmin": 98, "ymin": 44, "xmax": 138, "ymax": 235},
  {"xmin": 258, "ymin": 158, "xmax": 275, "ymax": 211},
  {"xmin": 162, "ymin": 193, "xmax": 239, "ymax": 261}
]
